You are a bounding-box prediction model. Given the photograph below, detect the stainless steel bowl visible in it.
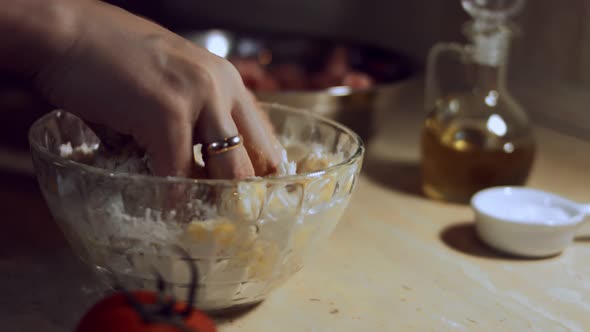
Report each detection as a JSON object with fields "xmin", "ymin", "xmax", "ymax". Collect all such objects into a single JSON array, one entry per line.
[{"xmin": 182, "ymin": 29, "xmax": 416, "ymax": 141}]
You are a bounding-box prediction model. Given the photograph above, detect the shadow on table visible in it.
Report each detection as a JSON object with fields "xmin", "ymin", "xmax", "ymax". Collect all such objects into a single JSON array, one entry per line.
[
  {"xmin": 0, "ymin": 249, "xmax": 109, "ymax": 332},
  {"xmin": 0, "ymin": 173, "xmax": 109, "ymax": 331},
  {"xmin": 440, "ymin": 222, "xmax": 556, "ymax": 261},
  {"xmin": 363, "ymin": 157, "xmax": 425, "ymax": 198},
  {"xmin": 212, "ymin": 302, "xmax": 262, "ymax": 326},
  {"xmin": 575, "ymin": 236, "xmax": 590, "ymax": 241}
]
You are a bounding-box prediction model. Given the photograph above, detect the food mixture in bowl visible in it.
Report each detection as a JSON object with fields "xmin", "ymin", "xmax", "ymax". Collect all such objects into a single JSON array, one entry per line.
[{"xmin": 31, "ymin": 104, "xmax": 363, "ymax": 312}]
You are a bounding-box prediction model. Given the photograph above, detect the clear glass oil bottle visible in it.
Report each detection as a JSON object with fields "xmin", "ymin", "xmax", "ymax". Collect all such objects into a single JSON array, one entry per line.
[{"xmin": 421, "ymin": 0, "xmax": 535, "ymax": 203}]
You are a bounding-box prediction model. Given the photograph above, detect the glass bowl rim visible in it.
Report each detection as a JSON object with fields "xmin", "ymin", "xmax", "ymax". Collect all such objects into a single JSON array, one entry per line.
[{"xmin": 28, "ymin": 102, "xmax": 365, "ymax": 185}]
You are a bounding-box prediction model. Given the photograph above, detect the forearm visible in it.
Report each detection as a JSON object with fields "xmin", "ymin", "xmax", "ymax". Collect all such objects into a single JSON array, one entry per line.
[{"xmin": 0, "ymin": 0, "xmax": 80, "ymax": 76}]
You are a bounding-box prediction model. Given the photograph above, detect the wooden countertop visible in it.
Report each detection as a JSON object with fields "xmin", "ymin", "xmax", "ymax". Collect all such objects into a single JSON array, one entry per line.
[{"xmin": 2, "ymin": 80, "xmax": 590, "ymax": 331}]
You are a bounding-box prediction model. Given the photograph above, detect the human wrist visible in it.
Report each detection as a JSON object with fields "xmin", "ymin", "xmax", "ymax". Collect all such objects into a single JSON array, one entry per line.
[{"xmin": 0, "ymin": 0, "xmax": 83, "ymax": 76}]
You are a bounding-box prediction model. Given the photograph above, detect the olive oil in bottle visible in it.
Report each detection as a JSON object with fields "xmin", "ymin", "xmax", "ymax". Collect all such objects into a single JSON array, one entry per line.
[{"xmin": 421, "ymin": 95, "xmax": 535, "ymax": 203}]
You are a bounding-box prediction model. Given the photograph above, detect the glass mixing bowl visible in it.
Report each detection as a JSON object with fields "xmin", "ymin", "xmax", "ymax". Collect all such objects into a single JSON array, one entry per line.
[{"xmin": 29, "ymin": 103, "xmax": 364, "ymax": 313}]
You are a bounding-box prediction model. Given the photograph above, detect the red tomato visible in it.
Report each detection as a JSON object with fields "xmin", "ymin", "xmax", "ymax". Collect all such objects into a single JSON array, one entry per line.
[
  {"xmin": 342, "ymin": 71, "xmax": 374, "ymax": 89},
  {"xmin": 75, "ymin": 290, "xmax": 217, "ymax": 332}
]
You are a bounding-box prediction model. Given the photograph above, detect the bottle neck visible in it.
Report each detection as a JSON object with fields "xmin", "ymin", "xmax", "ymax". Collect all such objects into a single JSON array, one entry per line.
[
  {"xmin": 469, "ymin": 62, "xmax": 507, "ymax": 92},
  {"xmin": 464, "ymin": 21, "xmax": 512, "ymax": 92},
  {"xmin": 465, "ymin": 21, "xmax": 512, "ymax": 66}
]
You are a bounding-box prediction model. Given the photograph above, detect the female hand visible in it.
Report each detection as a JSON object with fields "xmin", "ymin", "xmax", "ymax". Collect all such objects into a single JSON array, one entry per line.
[{"xmin": 6, "ymin": 0, "xmax": 282, "ymax": 179}]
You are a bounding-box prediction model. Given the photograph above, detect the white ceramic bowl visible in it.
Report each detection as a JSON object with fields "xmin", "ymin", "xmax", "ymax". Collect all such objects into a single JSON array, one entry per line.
[{"xmin": 471, "ymin": 186, "xmax": 589, "ymax": 258}]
